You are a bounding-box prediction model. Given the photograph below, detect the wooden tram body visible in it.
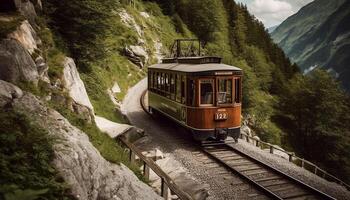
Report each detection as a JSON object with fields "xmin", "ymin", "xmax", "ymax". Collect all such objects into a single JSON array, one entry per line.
[{"xmin": 147, "ymin": 56, "xmax": 243, "ymax": 141}]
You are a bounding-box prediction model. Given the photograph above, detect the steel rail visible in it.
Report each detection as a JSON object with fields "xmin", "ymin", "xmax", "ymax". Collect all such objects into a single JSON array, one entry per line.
[{"xmin": 202, "ymin": 142, "xmax": 336, "ymax": 200}]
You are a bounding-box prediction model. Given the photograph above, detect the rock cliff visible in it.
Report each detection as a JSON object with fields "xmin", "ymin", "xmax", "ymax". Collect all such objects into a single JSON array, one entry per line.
[{"xmin": 0, "ymin": 0, "xmax": 162, "ymax": 199}]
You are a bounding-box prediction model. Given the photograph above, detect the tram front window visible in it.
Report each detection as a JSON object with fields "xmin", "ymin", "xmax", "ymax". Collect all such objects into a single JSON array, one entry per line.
[
  {"xmin": 218, "ymin": 78, "xmax": 233, "ymax": 104},
  {"xmin": 200, "ymin": 79, "xmax": 214, "ymax": 105}
]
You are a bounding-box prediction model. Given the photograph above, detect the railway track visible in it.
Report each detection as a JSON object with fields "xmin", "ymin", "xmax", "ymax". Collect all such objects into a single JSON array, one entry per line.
[
  {"xmin": 201, "ymin": 141, "xmax": 335, "ymax": 200},
  {"xmin": 140, "ymin": 90, "xmax": 335, "ymax": 200}
]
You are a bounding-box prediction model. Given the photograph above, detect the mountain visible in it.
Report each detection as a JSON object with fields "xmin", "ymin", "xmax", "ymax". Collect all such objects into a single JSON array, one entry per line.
[
  {"xmin": 271, "ymin": 0, "xmax": 350, "ymax": 91},
  {"xmin": 267, "ymin": 25, "xmax": 278, "ymax": 33}
]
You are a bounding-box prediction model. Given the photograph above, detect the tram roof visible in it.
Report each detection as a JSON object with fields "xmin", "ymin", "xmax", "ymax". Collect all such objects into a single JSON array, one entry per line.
[{"xmin": 149, "ymin": 60, "xmax": 242, "ymax": 73}]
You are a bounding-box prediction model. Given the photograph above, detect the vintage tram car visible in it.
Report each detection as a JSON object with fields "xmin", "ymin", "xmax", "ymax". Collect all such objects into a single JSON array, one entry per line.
[{"xmin": 147, "ymin": 40, "xmax": 242, "ymax": 141}]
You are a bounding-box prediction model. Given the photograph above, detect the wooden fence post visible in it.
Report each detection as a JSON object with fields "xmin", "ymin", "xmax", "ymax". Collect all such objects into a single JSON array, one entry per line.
[
  {"xmin": 301, "ymin": 159, "xmax": 305, "ymax": 168},
  {"xmin": 289, "ymin": 154, "xmax": 293, "ymax": 162},
  {"xmin": 143, "ymin": 161, "xmax": 150, "ymax": 179},
  {"xmin": 161, "ymin": 178, "xmax": 169, "ymax": 199},
  {"xmin": 129, "ymin": 150, "xmax": 135, "ymax": 164}
]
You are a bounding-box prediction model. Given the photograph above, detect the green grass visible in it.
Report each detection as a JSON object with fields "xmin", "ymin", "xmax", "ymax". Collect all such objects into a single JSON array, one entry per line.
[{"xmin": 0, "ymin": 108, "xmax": 74, "ymax": 200}]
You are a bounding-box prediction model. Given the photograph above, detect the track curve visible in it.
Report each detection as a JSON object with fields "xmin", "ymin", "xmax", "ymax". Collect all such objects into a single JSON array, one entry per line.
[{"xmin": 140, "ymin": 90, "xmax": 335, "ymax": 200}]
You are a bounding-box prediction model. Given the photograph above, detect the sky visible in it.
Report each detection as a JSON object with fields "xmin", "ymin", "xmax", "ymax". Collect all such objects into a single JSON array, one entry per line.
[{"xmin": 235, "ymin": 0, "xmax": 314, "ymax": 27}]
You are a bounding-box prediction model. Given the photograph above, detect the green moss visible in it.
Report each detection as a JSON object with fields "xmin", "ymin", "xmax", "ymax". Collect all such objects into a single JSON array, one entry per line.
[{"xmin": 0, "ymin": 108, "xmax": 74, "ymax": 200}]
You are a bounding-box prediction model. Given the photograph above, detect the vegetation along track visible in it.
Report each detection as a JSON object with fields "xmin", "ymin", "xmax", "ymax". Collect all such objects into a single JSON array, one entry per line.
[{"xmin": 140, "ymin": 90, "xmax": 335, "ymax": 200}]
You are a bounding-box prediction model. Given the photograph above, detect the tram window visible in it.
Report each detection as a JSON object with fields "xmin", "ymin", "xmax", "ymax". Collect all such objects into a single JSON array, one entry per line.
[
  {"xmin": 170, "ymin": 74, "xmax": 175, "ymax": 100},
  {"xmin": 149, "ymin": 72, "xmax": 153, "ymax": 89},
  {"xmin": 218, "ymin": 78, "xmax": 232, "ymax": 104},
  {"xmin": 176, "ymin": 75, "xmax": 181, "ymax": 102},
  {"xmin": 161, "ymin": 73, "xmax": 165, "ymax": 92},
  {"xmin": 200, "ymin": 79, "xmax": 214, "ymax": 105},
  {"xmin": 234, "ymin": 78, "xmax": 241, "ymax": 103},
  {"xmin": 157, "ymin": 73, "xmax": 161, "ymax": 90},
  {"xmin": 188, "ymin": 79, "xmax": 195, "ymax": 106},
  {"xmin": 153, "ymin": 72, "xmax": 157, "ymax": 90},
  {"xmin": 181, "ymin": 76, "xmax": 186, "ymax": 104}
]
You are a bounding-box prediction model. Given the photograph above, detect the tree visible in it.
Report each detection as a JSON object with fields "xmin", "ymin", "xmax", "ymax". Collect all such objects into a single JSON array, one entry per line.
[{"xmin": 278, "ymin": 70, "xmax": 350, "ymax": 182}]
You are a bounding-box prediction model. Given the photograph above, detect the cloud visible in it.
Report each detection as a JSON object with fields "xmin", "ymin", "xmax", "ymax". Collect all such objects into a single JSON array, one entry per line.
[
  {"xmin": 236, "ymin": 0, "xmax": 314, "ymax": 27},
  {"xmin": 249, "ymin": 0, "xmax": 294, "ymax": 27}
]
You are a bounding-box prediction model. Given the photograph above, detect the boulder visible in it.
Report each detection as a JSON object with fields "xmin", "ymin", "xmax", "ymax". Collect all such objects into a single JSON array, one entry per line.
[
  {"xmin": 35, "ymin": 56, "xmax": 50, "ymax": 83},
  {"xmin": 124, "ymin": 45, "xmax": 149, "ymax": 68},
  {"xmin": 62, "ymin": 57, "xmax": 93, "ymax": 111},
  {"xmin": 72, "ymin": 102, "xmax": 94, "ymax": 123},
  {"xmin": 111, "ymin": 82, "xmax": 121, "ymax": 93},
  {"xmin": 8, "ymin": 91, "xmax": 162, "ymax": 200},
  {"xmin": 95, "ymin": 116, "xmax": 132, "ymax": 138},
  {"xmin": 8, "ymin": 20, "xmax": 41, "ymax": 54},
  {"xmin": 0, "ymin": 80, "xmax": 23, "ymax": 107},
  {"xmin": 0, "ymin": 39, "xmax": 39, "ymax": 85}
]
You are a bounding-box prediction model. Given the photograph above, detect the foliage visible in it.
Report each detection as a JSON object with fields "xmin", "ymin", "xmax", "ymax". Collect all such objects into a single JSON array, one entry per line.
[
  {"xmin": 278, "ymin": 70, "xmax": 350, "ymax": 182},
  {"xmin": 0, "ymin": 109, "xmax": 73, "ymax": 200}
]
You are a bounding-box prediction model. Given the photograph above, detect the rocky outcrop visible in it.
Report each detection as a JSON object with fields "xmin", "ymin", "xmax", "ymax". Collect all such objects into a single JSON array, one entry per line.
[
  {"xmin": 62, "ymin": 57, "xmax": 93, "ymax": 110},
  {"xmin": 35, "ymin": 55, "xmax": 50, "ymax": 83},
  {"xmin": 124, "ymin": 45, "xmax": 149, "ymax": 68},
  {"xmin": 8, "ymin": 20, "xmax": 41, "ymax": 54},
  {"xmin": 15, "ymin": 0, "xmax": 37, "ymax": 26},
  {"xmin": 0, "ymin": 80, "xmax": 161, "ymax": 200},
  {"xmin": 0, "ymin": 39, "xmax": 39, "ymax": 85},
  {"xmin": 119, "ymin": 9, "xmax": 143, "ymax": 37},
  {"xmin": 0, "ymin": 80, "xmax": 23, "ymax": 107},
  {"xmin": 95, "ymin": 116, "xmax": 132, "ymax": 138}
]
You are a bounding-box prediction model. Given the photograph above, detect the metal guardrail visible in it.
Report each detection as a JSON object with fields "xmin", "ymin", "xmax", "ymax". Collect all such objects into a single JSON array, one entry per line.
[
  {"xmin": 239, "ymin": 133, "xmax": 350, "ymax": 190},
  {"xmin": 118, "ymin": 135, "xmax": 193, "ymax": 200}
]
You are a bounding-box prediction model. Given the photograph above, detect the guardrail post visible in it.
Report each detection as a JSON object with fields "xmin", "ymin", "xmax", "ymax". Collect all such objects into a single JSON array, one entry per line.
[
  {"xmin": 161, "ymin": 178, "xmax": 169, "ymax": 199},
  {"xmin": 270, "ymin": 146, "xmax": 274, "ymax": 154},
  {"xmin": 289, "ymin": 154, "xmax": 293, "ymax": 162},
  {"xmin": 129, "ymin": 150, "xmax": 136, "ymax": 164},
  {"xmin": 301, "ymin": 159, "xmax": 305, "ymax": 168},
  {"xmin": 255, "ymin": 140, "xmax": 259, "ymax": 147},
  {"xmin": 143, "ymin": 161, "xmax": 150, "ymax": 179},
  {"xmin": 314, "ymin": 166, "xmax": 318, "ymax": 174},
  {"xmin": 246, "ymin": 136, "xmax": 250, "ymax": 143}
]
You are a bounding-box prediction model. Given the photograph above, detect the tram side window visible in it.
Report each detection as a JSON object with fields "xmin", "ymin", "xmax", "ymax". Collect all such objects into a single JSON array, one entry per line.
[
  {"xmin": 200, "ymin": 79, "xmax": 214, "ymax": 105},
  {"xmin": 234, "ymin": 78, "xmax": 241, "ymax": 103},
  {"xmin": 176, "ymin": 75, "xmax": 181, "ymax": 102},
  {"xmin": 161, "ymin": 73, "xmax": 165, "ymax": 93},
  {"xmin": 218, "ymin": 78, "xmax": 233, "ymax": 104},
  {"xmin": 153, "ymin": 72, "xmax": 157, "ymax": 90},
  {"xmin": 170, "ymin": 74, "xmax": 175, "ymax": 100},
  {"xmin": 181, "ymin": 76, "xmax": 186, "ymax": 104},
  {"xmin": 149, "ymin": 72, "xmax": 153, "ymax": 89},
  {"xmin": 188, "ymin": 79, "xmax": 195, "ymax": 106},
  {"xmin": 157, "ymin": 73, "xmax": 161, "ymax": 90}
]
